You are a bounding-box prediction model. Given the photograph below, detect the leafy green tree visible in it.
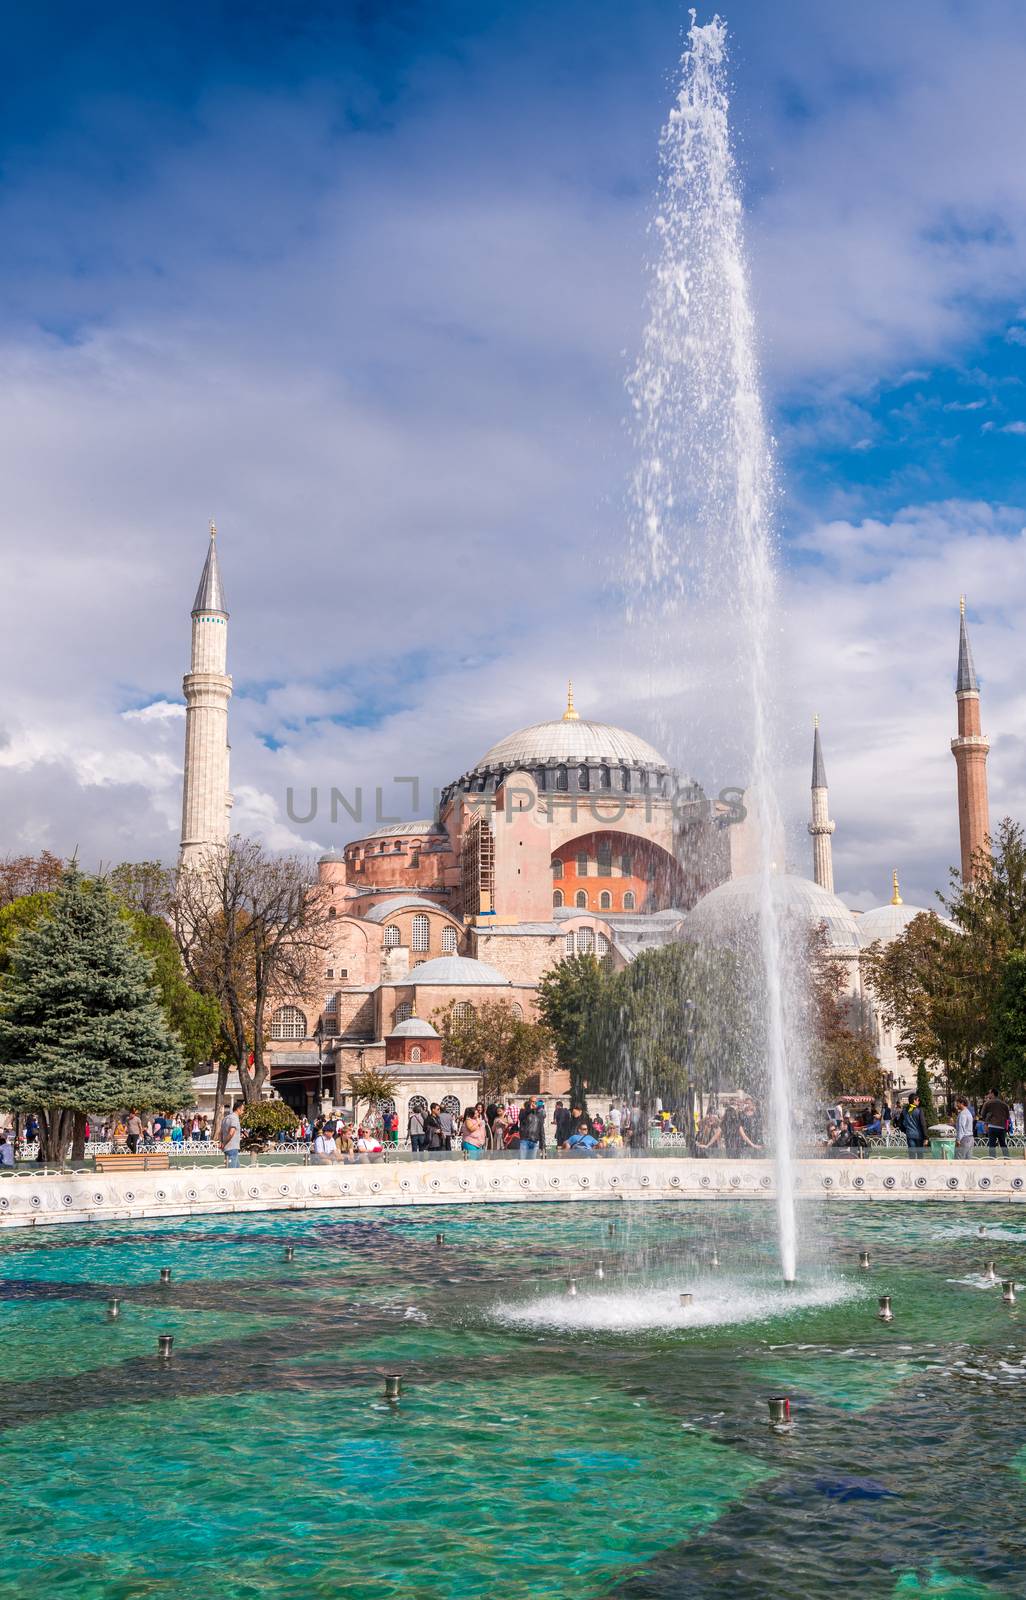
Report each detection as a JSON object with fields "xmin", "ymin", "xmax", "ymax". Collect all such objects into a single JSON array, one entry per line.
[
  {"xmin": 0, "ymin": 893, "xmax": 55, "ymax": 976},
  {"xmin": 346, "ymin": 1065, "xmax": 401, "ymax": 1129},
  {"xmin": 0, "ymin": 852, "xmax": 64, "ymax": 908},
  {"xmin": 432, "ymin": 999, "xmax": 551, "ymax": 1103},
  {"xmin": 108, "ymin": 861, "xmax": 172, "ymax": 917},
  {"xmin": 916, "ymin": 1061, "xmax": 938, "ymax": 1130},
  {"xmin": 990, "ymin": 948, "xmax": 1026, "ymax": 1122},
  {"xmin": 810, "ymin": 935, "xmax": 885, "ymax": 1102},
  {"xmin": 536, "ymin": 954, "xmax": 606, "ymax": 1107},
  {"xmin": 123, "ymin": 909, "xmax": 220, "ymax": 1071},
  {"xmin": 240, "ymin": 1100, "xmax": 299, "ymax": 1151},
  {"xmin": 0, "ymin": 870, "xmax": 193, "ymax": 1161}
]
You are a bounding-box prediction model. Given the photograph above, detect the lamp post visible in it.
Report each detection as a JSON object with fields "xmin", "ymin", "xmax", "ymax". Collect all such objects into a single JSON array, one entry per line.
[{"xmin": 314, "ymin": 1020, "xmax": 325, "ymax": 1114}]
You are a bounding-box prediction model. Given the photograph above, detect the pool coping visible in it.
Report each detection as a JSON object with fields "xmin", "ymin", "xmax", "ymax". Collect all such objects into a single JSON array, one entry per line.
[{"xmin": 0, "ymin": 1155, "xmax": 1022, "ymax": 1229}]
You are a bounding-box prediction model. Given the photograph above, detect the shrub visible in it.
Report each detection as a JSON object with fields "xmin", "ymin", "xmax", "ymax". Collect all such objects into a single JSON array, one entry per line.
[{"xmin": 240, "ymin": 1099, "xmax": 299, "ymax": 1150}]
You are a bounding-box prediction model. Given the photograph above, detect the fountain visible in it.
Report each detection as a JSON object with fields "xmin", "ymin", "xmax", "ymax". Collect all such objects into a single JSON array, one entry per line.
[{"xmin": 627, "ymin": 15, "xmax": 800, "ymax": 1282}]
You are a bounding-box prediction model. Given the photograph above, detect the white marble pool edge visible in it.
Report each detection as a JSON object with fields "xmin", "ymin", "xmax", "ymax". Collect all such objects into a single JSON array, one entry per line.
[{"xmin": 0, "ymin": 1155, "xmax": 1023, "ymax": 1229}]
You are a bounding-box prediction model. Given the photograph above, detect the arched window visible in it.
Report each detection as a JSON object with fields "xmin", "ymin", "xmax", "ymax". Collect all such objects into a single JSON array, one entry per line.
[
  {"xmin": 556, "ymin": 766, "xmax": 569, "ymax": 791},
  {"xmin": 552, "ymin": 859, "xmax": 564, "ymax": 879},
  {"xmin": 596, "ymin": 933, "xmax": 608, "ymax": 955},
  {"xmin": 600, "ymin": 765, "xmax": 611, "ymax": 789},
  {"xmin": 441, "ymin": 1093, "xmax": 461, "ymax": 1120},
  {"xmin": 453, "ymin": 1001, "xmax": 474, "ymax": 1022},
  {"xmin": 565, "ymin": 933, "xmax": 575, "ymax": 955},
  {"xmin": 597, "ymin": 845, "xmax": 612, "ymax": 876},
  {"xmin": 394, "ymin": 1001, "xmax": 413, "ymax": 1025},
  {"xmin": 441, "ymin": 926, "xmax": 458, "ymax": 954},
  {"xmin": 575, "ymin": 890, "xmax": 587, "ymax": 909},
  {"xmin": 620, "ymin": 767, "xmax": 630, "ymax": 791},
  {"xmin": 410, "ymin": 1045, "xmax": 423, "ymax": 1063},
  {"xmin": 384, "ymin": 925, "xmax": 401, "ymax": 949},
  {"xmin": 271, "ymin": 1005, "xmax": 306, "ymax": 1040},
  {"xmin": 553, "ymin": 889, "xmax": 564, "ymax": 908},
  {"xmin": 409, "ymin": 1094, "xmax": 428, "ymax": 1115},
  {"xmin": 576, "ymin": 852, "xmax": 588, "ymax": 876},
  {"xmin": 412, "ymin": 914, "xmax": 430, "ymax": 953},
  {"xmin": 599, "ymin": 891, "xmax": 612, "ymax": 910},
  {"xmin": 623, "ymin": 891, "xmax": 636, "ymax": 910},
  {"xmin": 620, "ymin": 852, "xmax": 632, "ymax": 877},
  {"xmin": 577, "ymin": 927, "xmax": 595, "ymax": 954},
  {"xmin": 578, "ymin": 765, "xmax": 589, "ymax": 790}
]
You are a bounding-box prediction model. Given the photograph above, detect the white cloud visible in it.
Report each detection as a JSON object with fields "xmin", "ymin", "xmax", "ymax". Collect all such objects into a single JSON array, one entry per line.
[
  {"xmin": 121, "ymin": 700, "xmax": 185, "ymax": 722},
  {"xmin": 1000, "ymin": 420, "xmax": 1026, "ymax": 434}
]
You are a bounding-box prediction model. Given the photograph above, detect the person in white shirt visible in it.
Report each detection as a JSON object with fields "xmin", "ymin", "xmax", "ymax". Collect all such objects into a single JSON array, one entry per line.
[
  {"xmin": 955, "ymin": 1098, "xmax": 975, "ymax": 1160},
  {"xmin": 354, "ymin": 1126, "xmax": 383, "ymax": 1163},
  {"xmin": 312, "ymin": 1130, "xmax": 340, "ymax": 1165},
  {"xmin": 608, "ymin": 1102, "xmax": 622, "ymax": 1131}
]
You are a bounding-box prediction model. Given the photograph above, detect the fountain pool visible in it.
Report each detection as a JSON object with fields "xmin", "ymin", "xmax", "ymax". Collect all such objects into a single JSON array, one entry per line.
[{"xmin": 0, "ymin": 1200, "xmax": 1023, "ymax": 1599}]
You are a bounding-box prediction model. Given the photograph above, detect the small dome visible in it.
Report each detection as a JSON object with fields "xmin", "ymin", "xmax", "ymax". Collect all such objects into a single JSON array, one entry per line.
[
  {"xmin": 388, "ymin": 1016, "xmax": 440, "ymax": 1039},
  {"xmin": 685, "ymin": 872, "xmax": 862, "ymax": 953},
  {"xmin": 408, "ymin": 954, "xmax": 511, "ymax": 986},
  {"xmin": 857, "ymin": 901, "xmax": 932, "ymax": 948},
  {"xmin": 474, "ymin": 718, "xmax": 667, "ymax": 772},
  {"xmin": 318, "ymin": 850, "xmax": 346, "ymax": 865}
]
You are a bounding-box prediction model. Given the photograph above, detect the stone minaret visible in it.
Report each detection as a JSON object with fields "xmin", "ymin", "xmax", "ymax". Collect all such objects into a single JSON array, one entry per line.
[
  {"xmin": 808, "ymin": 716, "xmax": 835, "ymax": 893},
  {"xmin": 180, "ymin": 522, "xmax": 232, "ymax": 867},
  {"xmin": 951, "ymin": 595, "xmax": 990, "ymax": 883}
]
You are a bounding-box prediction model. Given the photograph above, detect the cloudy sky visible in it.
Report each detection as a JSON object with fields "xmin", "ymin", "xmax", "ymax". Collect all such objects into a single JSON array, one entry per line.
[{"xmin": 1, "ymin": 0, "xmax": 1025, "ymax": 911}]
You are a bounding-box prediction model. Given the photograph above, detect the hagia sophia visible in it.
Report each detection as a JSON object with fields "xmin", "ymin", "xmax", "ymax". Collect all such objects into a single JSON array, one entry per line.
[{"xmin": 180, "ymin": 528, "xmax": 991, "ymax": 1113}]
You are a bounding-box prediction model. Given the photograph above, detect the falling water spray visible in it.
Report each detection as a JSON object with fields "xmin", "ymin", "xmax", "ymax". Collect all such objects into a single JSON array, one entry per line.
[{"xmin": 628, "ymin": 14, "xmax": 799, "ymax": 1280}]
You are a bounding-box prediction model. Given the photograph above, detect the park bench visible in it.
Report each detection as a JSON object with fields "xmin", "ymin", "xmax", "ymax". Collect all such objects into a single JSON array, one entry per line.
[{"xmin": 94, "ymin": 1152, "xmax": 171, "ymax": 1173}]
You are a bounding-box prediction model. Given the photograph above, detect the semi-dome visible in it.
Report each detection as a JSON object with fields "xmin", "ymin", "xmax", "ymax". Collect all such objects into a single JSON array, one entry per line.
[
  {"xmin": 407, "ymin": 954, "xmax": 510, "ymax": 986},
  {"xmin": 363, "ymin": 896, "xmax": 456, "ymax": 924},
  {"xmin": 388, "ymin": 1016, "xmax": 440, "ymax": 1038},
  {"xmin": 685, "ymin": 872, "xmax": 862, "ymax": 953}
]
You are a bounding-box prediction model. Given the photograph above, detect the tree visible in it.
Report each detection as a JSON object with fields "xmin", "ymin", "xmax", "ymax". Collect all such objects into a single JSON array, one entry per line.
[
  {"xmin": 0, "ymin": 870, "xmax": 192, "ymax": 1161},
  {"xmin": 810, "ymin": 936, "xmax": 885, "ymax": 1102},
  {"xmin": 346, "ymin": 1065, "xmax": 400, "ymax": 1129},
  {"xmin": 172, "ymin": 837, "xmax": 333, "ymax": 1127},
  {"xmin": 124, "ymin": 909, "xmax": 221, "ymax": 1071},
  {"xmin": 108, "ymin": 861, "xmax": 172, "ymax": 917},
  {"xmin": 240, "ymin": 1099, "xmax": 299, "ymax": 1151},
  {"xmin": 0, "ymin": 852, "xmax": 65, "ymax": 909},
  {"xmin": 990, "ymin": 949, "xmax": 1026, "ymax": 1125},
  {"xmin": 536, "ymin": 954, "xmax": 606, "ymax": 1106},
  {"xmin": 0, "ymin": 893, "xmax": 55, "ymax": 976},
  {"xmin": 585, "ymin": 940, "xmax": 749, "ymax": 1129},
  {"xmin": 432, "ymin": 1000, "xmax": 551, "ymax": 1103}
]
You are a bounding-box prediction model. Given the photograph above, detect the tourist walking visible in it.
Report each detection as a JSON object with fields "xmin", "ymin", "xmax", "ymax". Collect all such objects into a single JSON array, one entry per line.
[
  {"xmin": 438, "ymin": 1104, "xmax": 454, "ymax": 1152},
  {"xmin": 955, "ymin": 1098, "xmax": 975, "ymax": 1159},
  {"xmin": 423, "ymin": 1104, "xmax": 444, "ymax": 1155},
  {"xmin": 981, "ymin": 1088, "xmax": 1012, "ymax": 1157},
  {"xmin": 897, "ymin": 1096, "xmax": 927, "ymax": 1153},
  {"xmin": 553, "ymin": 1101, "xmax": 571, "ymax": 1146},
  {"xmin": 126, "ymin": 1109, "xmax": 143, "ymax": 1154},
  {"xmin": 219, "ymin": 1105, "xmax": 242, "ymax": 1168},
  {"xmin": 408, "ymin": 1104, "xmax": 426, "ymax": 1155}
]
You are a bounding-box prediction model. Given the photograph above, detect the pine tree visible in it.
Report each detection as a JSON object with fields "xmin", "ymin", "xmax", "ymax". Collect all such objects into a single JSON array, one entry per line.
[{"xmin": 0, "ymin": 870, "xmax": 192, "ymax": 1160}]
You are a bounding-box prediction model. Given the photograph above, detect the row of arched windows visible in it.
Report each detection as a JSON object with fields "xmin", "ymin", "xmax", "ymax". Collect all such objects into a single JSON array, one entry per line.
[
  {"xmin": 384, "ymin": 919, "xmax": 458, "ymax": 954},
  {"xmin": 553, "ymin": 889, "xmax": 634, "ymax": 910},
  {"xmin": 552, "ymin": 851, "xmax": 633, "ymax": 879}
]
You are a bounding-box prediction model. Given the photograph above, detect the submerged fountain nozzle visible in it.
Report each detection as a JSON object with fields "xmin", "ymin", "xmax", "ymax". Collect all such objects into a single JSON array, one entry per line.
[
  {"xmin": 768, "ymin": 1396, "xmax": 793, "ymax": 1433},
  {"xmin": 1002, "ymin": 1279, "xmax": 1016, "ymax": 1304},
  {"xmin": 435, "ymin": 1232, "xmax": 445, "ymax": 1246},
  {"xmin": 710, "ymin": 1252, "xmax": 720, "ymax": 1269},
  {"xmin": 159, "ymin": 1266, "xmax": 172, "ymax": 1285},
  {"xmin": 978, "ymin": 1224, "xmax": 987, "ymax": 1237},
  {"xmin": 858, "ymin": 1250, "xmax": 871, "ymax": 1270},
  {"xmin": 567, "ymin": 1279, "xmax": 578, "ymax": 1298},
  {"xmin": 596, "ymin": 1262, "xmax": 605, "ymax": 1280},
  {"xmin": 878, "ymin": 1295, "xmax": 893, "ymax": 1322},
  {"xmin": 157, "ymin": 1333, "xmax": 174, "ymax": 1360},
  {"xmin": 107, "ymin": 1296, "xmax": 122, "ymax": 1320},
  {"xmin": 284, "ymin": 1243, "xmax": 295, "ymax": 1262},
  {"xmin": 607, "ymin": 1223, "xmax": 616, "ymax": 1238},
  {"xmin": 383, "ymin": 1374, "xmax": 403, "ymax": 1401},
  {"xmin": 983, "ymin": 1261, "xmax": 997, "ymax": 1283},
  {"xmin": 679, "ymin": 1292, "xmax": 693, "ymax": 1308}
]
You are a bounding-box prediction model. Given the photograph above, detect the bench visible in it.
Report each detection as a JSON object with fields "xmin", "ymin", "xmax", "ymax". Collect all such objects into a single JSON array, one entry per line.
[{"xmin": 94, "ymin": 1152, "xmax": 172, "ymax": 1173}]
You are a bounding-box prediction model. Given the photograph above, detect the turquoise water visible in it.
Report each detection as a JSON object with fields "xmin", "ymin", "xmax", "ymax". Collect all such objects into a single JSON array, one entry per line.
[{"xmin": 0, "ymin": 1202, "xmax": 1023, "ymax": 1598}]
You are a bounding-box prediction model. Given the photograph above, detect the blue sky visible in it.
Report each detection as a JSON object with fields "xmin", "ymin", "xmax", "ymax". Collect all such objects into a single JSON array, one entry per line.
[{"xmin": 1, "ymin": 0, "xmax": 1025, "ymax": 909}]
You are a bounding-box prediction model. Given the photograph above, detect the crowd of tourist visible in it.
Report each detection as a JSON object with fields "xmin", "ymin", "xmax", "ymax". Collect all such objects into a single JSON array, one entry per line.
[{"xmin": 819, "ymin": 1088, "xmax": 1020, "ymax": 1157}]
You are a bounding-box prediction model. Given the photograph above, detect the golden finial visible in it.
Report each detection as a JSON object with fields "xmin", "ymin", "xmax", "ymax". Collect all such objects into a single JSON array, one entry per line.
[
  {"xmin": 960, "ymin": 594, "xmax": 966, "ymax": 618},
  {"xmin": 814, "ymin": 712, "xmax": 819, "ymax": 729},
  {"xmin": 891, "ymin": 869, "xmax": 903, "ymax": 906},
  {"xmin": 209, "ymin": 518, "xmax": 217, "ymax": 541},
  {"xmin": 562, "ymin": 679, "xmax": 580, "ymax": 722}
]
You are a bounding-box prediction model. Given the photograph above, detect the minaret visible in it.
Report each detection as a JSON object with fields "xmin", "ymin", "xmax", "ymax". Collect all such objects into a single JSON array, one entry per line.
[
  {"xmin": 179, "ymin": 522, "xmax": 232, "ymax": 867},
  {"xmin": 808, "ymin": 715, "xmax": 835, "ymax": 893},
  {"xmin": 951, "ymin": 595, "xmax": 990, "ymax": 882}
]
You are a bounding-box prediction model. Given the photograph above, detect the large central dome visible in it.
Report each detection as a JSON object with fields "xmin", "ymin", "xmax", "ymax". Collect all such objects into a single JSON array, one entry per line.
[{"xmin": 474, "ymin": 718, "xmax": 668, "ymax": 773}]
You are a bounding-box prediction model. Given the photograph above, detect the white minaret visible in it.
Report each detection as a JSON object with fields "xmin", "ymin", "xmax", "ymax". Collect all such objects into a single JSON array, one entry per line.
[
  {"xmin": 179, "ymin": 522, "xmax": 232, "ymax": 867},
  {"xmin": 808, "ymin": 716, "xmax": 835, "ymax": 893}
]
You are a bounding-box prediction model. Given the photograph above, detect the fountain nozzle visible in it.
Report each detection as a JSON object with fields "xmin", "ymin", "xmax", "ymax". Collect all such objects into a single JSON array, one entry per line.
[
  {"xmin": 284, "ymin": 1243, "xmax": 295, "ymax": 1262},
  {"xmin": 383, "ymin": 1374, "xmax": 403, "ymax": 1401},
  {"xmin": 596, "ymin": 1262, "xmax": 605, "ymax": 1280},
  {"xmin": 107, "ymin": 1297, "xmax": 122, "ymax": 1320},
  {"xmin": 567, "ymin": 1279, "xmax": 578, "ymax": 1298},
  {"xmin": 983, "ymin": 1260, "xmax": 997, "ymax": 1283},
  {"xmin": 435, "ymin": 1232, "xmax": 445, "ymax": 1246},
  {"xmin": 768, "ymin": 1396, "xmax": 793, "ymax": 1433},
  {"xmin": 679, "ymin": 1291, "xmax": 693, "ymax": 1307},
  {"xmin": 1002, "ymin": 1279, "xmax": 1016, "ymax": 1304},
  {"xmin": 878, "ymin": 1295, "xmax": 893, "ymax": 1322},
  {"xmin": 858, "ymin": 1250, "xmax": 871, "ymax": 1270},
  {"xmin": 157, "ymin": 1333, "xmax": 174, "ymax": 1360},
  {"xmin": 710, "ymin": 1252, "xmax": 720, "ymax": 1269},
  {"xmin": 159, "ymin": 1267, "xmax": 172, "ymax": 1285}
]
